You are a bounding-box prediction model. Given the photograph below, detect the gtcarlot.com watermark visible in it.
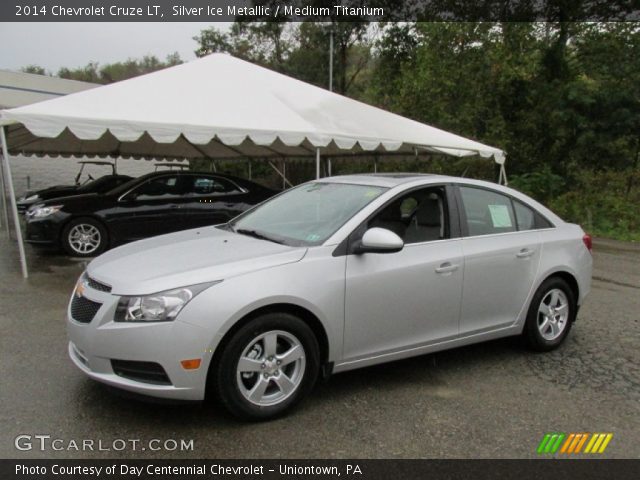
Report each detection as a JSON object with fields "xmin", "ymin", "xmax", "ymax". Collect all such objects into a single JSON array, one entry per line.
[{"xmin": 15, "ymin": 434, "xmax": 194, "ymax": 452}]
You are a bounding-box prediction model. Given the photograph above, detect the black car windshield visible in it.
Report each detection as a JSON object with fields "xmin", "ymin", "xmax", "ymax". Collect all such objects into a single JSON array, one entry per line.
[
  {"xmin": 77, "ymin": 176, "xmax": 120, "ymax": 193},
  {"xmin": 230, "ymin": 182, "xmax": 387, "ymax": 246}
]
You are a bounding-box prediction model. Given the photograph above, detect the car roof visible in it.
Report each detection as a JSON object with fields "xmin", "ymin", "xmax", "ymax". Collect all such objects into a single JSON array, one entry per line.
[{"xmin": 316, "ymin": 173, "xmax": 447, "ymax": 188}]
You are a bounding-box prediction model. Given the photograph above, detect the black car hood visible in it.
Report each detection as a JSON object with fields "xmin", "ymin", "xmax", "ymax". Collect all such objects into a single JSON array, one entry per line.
[
  {"xmin": 27, "ymin": 185, "xmax": 80, "ymax": 200},
  {"xmin": 36, "ymin": 192, "xmax": 108, "ymax": 210}
]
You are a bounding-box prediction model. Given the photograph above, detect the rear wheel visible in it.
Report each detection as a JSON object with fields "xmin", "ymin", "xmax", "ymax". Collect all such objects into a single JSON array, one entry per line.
[
  {"xmin": 213, "ymin": 313, "xmax": 320, "ymax": 420},
  {"xmin": 62, "ymin": 218, "xmax": 108, "ymax": 257},
  {"xmin": 523, "ymin": 277, "xmax": 576, "ymax": 351}
]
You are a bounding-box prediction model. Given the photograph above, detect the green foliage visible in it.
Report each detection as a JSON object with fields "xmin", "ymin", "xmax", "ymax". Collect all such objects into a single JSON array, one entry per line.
[
  {"xmin": 509, "ymin": 166, "xmax": 566, "ymax": 203},
  {"xmin": 21, "ymin": 65, "xmax": 47, "ymax": 75},
  {"xmin": 548, "ymin": 170, "xmax": 640, "ymax": 242},
  {"xmin": 56, "ymin": 53, "xmax": 183, "ymax": 84}
]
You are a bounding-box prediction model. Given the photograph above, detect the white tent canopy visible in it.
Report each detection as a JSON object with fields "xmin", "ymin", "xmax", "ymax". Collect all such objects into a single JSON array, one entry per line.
[
  {"xmin": 0, "ymin": 53, "xmax": 506, "ymax": 279},
  {"xmin": 1, "ymin": 53, "xmax": 505, "ymax": 163}
]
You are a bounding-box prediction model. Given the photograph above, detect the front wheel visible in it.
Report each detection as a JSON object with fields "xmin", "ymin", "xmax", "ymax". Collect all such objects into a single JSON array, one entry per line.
[
  {"xmin": 523, "ymin": 277, "xmax": 577, "ymax": 351},
  {"xmin": 62, "ymin": 218, "xmax": 108, "ymax": 257},
  {"xmin": 213, "ymin": 313, "xmax": 320, "ymax": 420}
]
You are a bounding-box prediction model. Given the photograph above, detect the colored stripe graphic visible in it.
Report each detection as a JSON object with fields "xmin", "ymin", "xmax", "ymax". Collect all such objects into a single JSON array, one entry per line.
[
  {"xmin": 574, "ymin": 433, "xmax": 589, "ymax": 453},
  {"xmin": 598, "ymin": 434, "xmax": 613, "ymax": 453},
  {"xmin": 560, "ymin": 434, "xmax": 575, "ymax": 453},
  {"xmin": 550, "ymin": 434, "xmax": 565, "ymax": 453},
  {"xmin": 539, "ymin": 433, "xmax": 613, "ymax": 454},
  {"xmin": 537, "ymin": 434, "xmax": 552, "ymax": 454}
]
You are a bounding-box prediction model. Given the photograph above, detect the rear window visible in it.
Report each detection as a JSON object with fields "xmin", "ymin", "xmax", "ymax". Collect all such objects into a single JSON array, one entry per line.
[
  {"xmin": 459, "ymin": 186, "xmax": 553, "ymax": 236},
  {"xmin": 459, "ymin": 187, "xmax": 516, "ymax": 236}
]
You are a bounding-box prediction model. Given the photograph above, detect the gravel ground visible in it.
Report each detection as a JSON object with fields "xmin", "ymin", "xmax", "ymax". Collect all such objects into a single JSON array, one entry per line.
[{"xmin": 0, "ymin": 234, "xmax": 638, "ymax": 459}]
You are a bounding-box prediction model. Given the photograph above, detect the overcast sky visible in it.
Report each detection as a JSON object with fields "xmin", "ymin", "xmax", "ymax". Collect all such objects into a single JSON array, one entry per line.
[{"xmin": 0, "ymin": 23, "xmax": 229, "ymax": 73}]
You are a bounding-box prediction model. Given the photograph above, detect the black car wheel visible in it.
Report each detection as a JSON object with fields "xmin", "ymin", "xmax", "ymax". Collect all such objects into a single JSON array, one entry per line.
[
  {"xmin": 212, "ymin": 313, "xmax": 320, "ymax": 420},
  {"xmin": 62, "ymin": 218, "xmax": 108, "ymax": 257}
]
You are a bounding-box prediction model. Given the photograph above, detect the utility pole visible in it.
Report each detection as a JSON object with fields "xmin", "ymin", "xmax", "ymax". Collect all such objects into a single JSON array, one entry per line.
[
  {"xmin": 329, "ymin": 26, "xmax": 334, "ymax": 92},
  {"xmin": 328, "ymin": 25, "xmax": 334, "ymax": 177}
]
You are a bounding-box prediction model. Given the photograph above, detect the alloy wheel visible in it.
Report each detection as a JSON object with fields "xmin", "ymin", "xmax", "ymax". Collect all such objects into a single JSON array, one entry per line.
[
  {"xmin": 537, "ymin": 288, "xmax": 570, "ymax": 341},
  {"xmin": 236, "ymin": 330, "xmax": 306, "ymax": 406},
  {"xmin": 68, "ymin": 223, "xmax": 101, "ymax": 255}
]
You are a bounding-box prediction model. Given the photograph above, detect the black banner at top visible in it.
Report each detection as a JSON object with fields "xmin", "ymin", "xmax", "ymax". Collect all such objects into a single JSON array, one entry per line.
[{"xmin": 2, "ymin": 0, "xmax": 639, "ymax": 22}]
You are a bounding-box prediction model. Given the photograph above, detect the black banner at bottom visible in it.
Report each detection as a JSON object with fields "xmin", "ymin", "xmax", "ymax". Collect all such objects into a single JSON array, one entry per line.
[{"xmin": 2, "ymin": 459, "xmax": 639, "ymax": 480}]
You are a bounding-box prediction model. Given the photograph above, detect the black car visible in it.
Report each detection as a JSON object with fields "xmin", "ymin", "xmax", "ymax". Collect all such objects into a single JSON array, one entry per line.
[
  {"xmin": 25, "ymin": 171, "xmax": 277, "ymax": 257},
  {"xmin": 17, "ymin": 174, "xmax": 133, "ymax": 213}
]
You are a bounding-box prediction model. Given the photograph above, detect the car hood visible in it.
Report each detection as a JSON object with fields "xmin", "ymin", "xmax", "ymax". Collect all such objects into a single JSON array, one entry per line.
[
  {"xmin": 87, "ymin": 226, "xmax": 307, "ymax": 295},
  {"xmin": 20, "ymin": 185, "xmax": 78, "ymax": 201}
]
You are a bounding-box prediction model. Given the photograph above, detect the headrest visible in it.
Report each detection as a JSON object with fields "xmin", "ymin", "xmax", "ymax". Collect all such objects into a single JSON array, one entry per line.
[
  {"xmin": 415, "ymin": 198, "xmax": 441, "ymax": 226},
  {"xmin": 378, "ymin": 201, "xmax": 402, "ymax": 222}
]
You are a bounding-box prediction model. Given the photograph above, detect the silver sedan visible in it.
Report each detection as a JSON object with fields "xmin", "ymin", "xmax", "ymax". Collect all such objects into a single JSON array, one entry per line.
[{"xmin": 67, "ymin": 174, "xmax": 592, "ymax": 419}]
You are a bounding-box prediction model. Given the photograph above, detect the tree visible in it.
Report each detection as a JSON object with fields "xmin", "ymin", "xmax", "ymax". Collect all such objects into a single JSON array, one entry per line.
[
  {"xmin": 56, "ymin": 53, "xmax": 183, "ymax": 84},
  {"xmin": 21, "ymin": 65, "xmax": 47, "ymax": 75}
]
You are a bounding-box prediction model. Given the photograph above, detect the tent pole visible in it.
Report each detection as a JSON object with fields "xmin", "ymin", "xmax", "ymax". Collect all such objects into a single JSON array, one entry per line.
[
  {"xmin": 0, "ymin": 127, "xmax": 29, "ymax": 279},
  {"xmin": 327, "ymin": 158, "xmax": 332, "ymax": 177},
  {"xmin": 315, "ymin": 148, "xmax": 320, "ymax": 179},
  {"xmin": 0, "ymin": 151, "xmax": 10, "ymax": 235},
  {"xmin": 282, "ymin": 159, "xmax": 286, "ymax": 190},
  {"xmin": 268, "ymin": 161, "xmax": 294, "ymax": 188},
  {"xmin": 499, "ymin": 164, "xmax": 508, "ymax": 186}
]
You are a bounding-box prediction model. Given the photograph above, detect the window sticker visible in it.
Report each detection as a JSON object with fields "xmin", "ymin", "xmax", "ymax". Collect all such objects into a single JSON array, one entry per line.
[
  {"xmin": 364, "ymin": 189, "xmax": 382, "ymax": 198},
  {"xmin": 488, "ymin": 204, "xmax": 513, "ymax": 228},
  {"xmin": 306, "ymin": 233, "xmax": 321, "ymax": 242}
]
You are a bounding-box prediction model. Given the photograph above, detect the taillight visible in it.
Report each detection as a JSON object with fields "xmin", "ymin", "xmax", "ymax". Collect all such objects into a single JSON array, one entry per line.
[{"xmin": 582, "ymin": 233, "xmax": 592, "ymax": 253}]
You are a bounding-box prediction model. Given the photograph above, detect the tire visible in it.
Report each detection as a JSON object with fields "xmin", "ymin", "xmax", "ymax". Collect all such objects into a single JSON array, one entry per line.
[
  {"xmin": 523, "ymin": 276, "xmax": 577, "ymax": 352},
  {"xmin": 213, "ymin": 313, "xmax": 320, "ymax": 420},
  {"xmin": 61, "ymin": 217, "xmax": 108, "ymax": 257}
]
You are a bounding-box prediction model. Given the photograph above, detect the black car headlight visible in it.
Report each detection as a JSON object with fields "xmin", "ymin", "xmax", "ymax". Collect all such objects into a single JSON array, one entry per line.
[
  {"xmin": 115, "ymin": 282, "xmax": 219, "ymax": 322},
  {"xmin": 27, "ymin": 204, "xmax": 63, "ymax": 219}
]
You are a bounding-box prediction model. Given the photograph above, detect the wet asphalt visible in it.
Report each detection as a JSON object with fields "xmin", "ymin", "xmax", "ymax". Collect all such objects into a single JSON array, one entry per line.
[{"xmin": 0, "ymin": 234, "xmax": 638, "ymax": 459}]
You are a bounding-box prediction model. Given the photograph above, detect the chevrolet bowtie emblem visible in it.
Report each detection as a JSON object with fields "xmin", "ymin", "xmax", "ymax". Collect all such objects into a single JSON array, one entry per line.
[{"xmin": 75, "ymin": 282, "xmax": 85, "ymax": 298}]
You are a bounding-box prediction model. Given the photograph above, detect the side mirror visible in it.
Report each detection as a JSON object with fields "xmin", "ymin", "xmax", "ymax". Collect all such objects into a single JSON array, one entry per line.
[{"xmin": 353, "ymin": 227, "xmax": 404, "ymax": 254}]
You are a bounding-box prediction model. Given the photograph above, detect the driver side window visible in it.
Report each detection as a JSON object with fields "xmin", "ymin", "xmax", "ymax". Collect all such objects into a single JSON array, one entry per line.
[
  {"xmin": 367, "ymin": 187, "xmax": 449, "ymax": 245},
  {"xmin": 129, "ymin": 176, "xmax": 181, "ymax": 201}
]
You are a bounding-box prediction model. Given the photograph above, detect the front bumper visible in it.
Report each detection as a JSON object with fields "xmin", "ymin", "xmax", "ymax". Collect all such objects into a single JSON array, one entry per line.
[
  {"xmin": 25, "ymin": 218, "xmax": 62, "ymax": 246},
  {"xmin": 66, "ymin": 282, "xmax": 215, "ymax": 401}
]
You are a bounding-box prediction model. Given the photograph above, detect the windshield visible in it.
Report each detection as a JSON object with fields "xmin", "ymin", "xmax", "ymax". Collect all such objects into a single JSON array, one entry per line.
[{"xmin": 230, "ymin": 182, "xmax": 387, "ymax": 246}]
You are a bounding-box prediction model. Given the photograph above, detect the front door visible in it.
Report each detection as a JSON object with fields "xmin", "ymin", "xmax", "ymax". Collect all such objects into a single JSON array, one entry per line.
[
  {"xmin": 343, "ymin": 186, "xmax": 464, "ymax": 362},
  {"xmin": 114, "ymin": 174, "xmax": 184, "ymax": 241}
]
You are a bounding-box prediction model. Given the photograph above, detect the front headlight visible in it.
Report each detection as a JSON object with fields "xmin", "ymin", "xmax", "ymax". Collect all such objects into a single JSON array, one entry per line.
[
  {"xmin": 27, "ymin": 205, "xmax": 63, "ymax": 219},
  {"xmin": 115, "ymin": 282, "xmax": 219, "ymax": 322}
]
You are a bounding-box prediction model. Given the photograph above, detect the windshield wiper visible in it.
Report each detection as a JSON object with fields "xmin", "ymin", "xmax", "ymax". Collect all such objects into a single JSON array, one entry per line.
[{"xmin": 235, "ymin": 228, "xmax": 284, "ymax": 245}]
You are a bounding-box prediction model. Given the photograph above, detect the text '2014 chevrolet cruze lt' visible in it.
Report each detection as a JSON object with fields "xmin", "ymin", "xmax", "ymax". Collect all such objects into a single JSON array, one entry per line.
[{"xmin": 67, "ymin": 174, "xmax": 592, "ymax": 420}]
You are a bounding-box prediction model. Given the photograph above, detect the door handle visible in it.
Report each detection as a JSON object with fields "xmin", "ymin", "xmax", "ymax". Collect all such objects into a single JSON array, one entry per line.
[
  {"xmin": 516, "ymin": 248, "xmax": 535, "ymax": 258},
  {"xmin": 435, "ymin": 262, "xmax": 459, "ymax": 274}
]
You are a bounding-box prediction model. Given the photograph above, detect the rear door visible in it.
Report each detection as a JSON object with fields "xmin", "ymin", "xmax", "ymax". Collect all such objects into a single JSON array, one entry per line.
[
  {"xmin": 179, "ymin": 174, "xmax": 249, "ymax": 228},
  {"xmin": 456, "ymin": 185, "xmax": 542, "ymax": 335}
]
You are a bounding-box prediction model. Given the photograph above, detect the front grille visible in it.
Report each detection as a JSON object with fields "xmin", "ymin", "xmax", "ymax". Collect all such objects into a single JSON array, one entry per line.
[
  {"xmin": 87, "ymin": 276, "xmax": 112, "ymax": 293},
  {"xmin": 70, "ymin": 295, "xmax": 102, "ymax": 323},
  {"xmin": 111, "ymin": 360, "xmax": 172, "ymax": 385}
]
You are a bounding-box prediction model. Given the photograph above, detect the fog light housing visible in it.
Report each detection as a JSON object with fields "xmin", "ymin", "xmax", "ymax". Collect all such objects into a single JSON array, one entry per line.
[{"xmin": 180, "ymin": 359, "xmax": 202, "ymax": 370}]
